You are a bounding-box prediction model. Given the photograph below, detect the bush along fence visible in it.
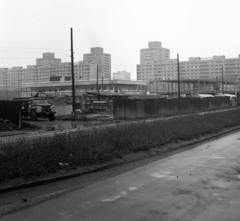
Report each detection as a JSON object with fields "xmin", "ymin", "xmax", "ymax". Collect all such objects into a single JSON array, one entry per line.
[
  {"xmin": 0, "ymin": 100, "xmax": 22, "ymax": 129},
  {"xmin": 1, "ymin": 108, "xmax": 240, "ymax": 180},
  {"xmin": 113, "ymin": 97, "xmax": 233, "ymax": 119}
]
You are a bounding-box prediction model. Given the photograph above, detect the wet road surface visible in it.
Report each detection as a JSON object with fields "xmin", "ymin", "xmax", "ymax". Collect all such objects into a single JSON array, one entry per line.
[{"xmin": 1, "ymin": 131, "xmax": 240, "ymax": 221}]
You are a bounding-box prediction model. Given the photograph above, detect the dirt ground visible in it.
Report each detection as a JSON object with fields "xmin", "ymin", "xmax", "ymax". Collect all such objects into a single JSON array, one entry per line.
[{"xmin": 0, "ymin": 111, "xmax": 118, "ymax": 138}]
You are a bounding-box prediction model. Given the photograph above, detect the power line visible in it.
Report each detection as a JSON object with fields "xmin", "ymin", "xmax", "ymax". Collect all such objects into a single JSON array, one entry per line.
[
  {"xmin": 0, "ymin": 51, "xmax": 70, "ymax": 54},
  {"xmin": 0, "ymin": 46, "xmax": 70, "ymax": 51}
]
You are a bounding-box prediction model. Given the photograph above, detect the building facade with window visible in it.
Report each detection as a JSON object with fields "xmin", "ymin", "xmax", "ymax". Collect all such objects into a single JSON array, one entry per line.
[
  {"xmin": 36, "ymin": 52, "xmax": 61, "ymax": 66},
  {"xmin": 0, "ymin": 49, "xmax": 109, "ymax": 91},
  {"xmin": 83, "ymin": 47, "xmax": 111, "ymax": 80},
  {"xmin": 113, "ymin": 70, "xmax": 131, "ymax": 80},
  {"xmin": 137, "ymin": 42, "xmax": 240, "ymax": 83},
  {"xmin": 21, "ymin": 79, "xmax": 147, "ymax": 97},
  {"xmin": 140, "ymin": 41, "xmax": 170, "ymax": 64}
]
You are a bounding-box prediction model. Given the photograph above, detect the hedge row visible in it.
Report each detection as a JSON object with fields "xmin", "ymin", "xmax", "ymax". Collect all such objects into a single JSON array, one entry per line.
[{"xmin": 1, "ymin": 109, "xmax": 240, "ymax": 180}]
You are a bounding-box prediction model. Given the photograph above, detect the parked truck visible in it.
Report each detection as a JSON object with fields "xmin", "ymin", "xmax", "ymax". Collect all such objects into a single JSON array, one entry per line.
[{"xmin": 13, "ymin": 97, "xmax": 56, "ymax": 121}]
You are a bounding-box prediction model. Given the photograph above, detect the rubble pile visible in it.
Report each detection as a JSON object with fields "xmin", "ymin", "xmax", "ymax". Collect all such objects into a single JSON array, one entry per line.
[
  {"xmin": 0, "ymin": 119, "xmax": 40, "ymax": 131},
  {"xmin": 0, "ymin": 119, "xmax": 16, "ymax": 131}
]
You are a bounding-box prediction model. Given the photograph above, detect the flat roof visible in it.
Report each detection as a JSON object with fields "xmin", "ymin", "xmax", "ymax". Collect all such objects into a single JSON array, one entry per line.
[
  {"xmin": 21, "ymin": 79, "xmax": 147, "ymax": 88},
  {"xmin": 150, "ymin": 78, "xmax": 237, "ymax": 84},
  {"xmin": 86, "ymin": 91, "xmax": 128, "ymax": 97}
]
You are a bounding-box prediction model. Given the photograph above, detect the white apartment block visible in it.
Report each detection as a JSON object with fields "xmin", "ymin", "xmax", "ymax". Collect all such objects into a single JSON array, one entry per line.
[
  {"xmin": 113, "ymin": 70, "xmax": 131, "ymax": 80},
  {"xmin": 0, "ymin": 51, "xmax": 103, "ymax": 91},
  {"xmin": 0, "ymin": 67, "xmax": 24, "ymax": 91},
  {"xmin": 137, "ymin": 42, "xmax": 240, "ymax": 82},
  {"xmin": 36, "ymin": 52, "xmax": 61, "ymax": 66},
  {"xmin": 83, "ymin": 47, "xmax": 111, "ymax": 79},
  {"xmin": 0, "ymin": 68, "xmax": 8, "ymax": 90},
  {"xmin": 140, "ymin": 41, "xmax": 170, "ymax": 64}
]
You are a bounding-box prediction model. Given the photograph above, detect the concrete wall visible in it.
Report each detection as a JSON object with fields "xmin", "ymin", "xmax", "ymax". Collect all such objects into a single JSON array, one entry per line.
[
  {"xmin": 55, "ymin": 105, "xmax": 72, "ymax": 116},
  {"xmin": 113, "ymin": 98, "xmax": 125, "ymax": 118},
  {"xmin": 230, "ymin": 97, "xmax": 237, "ymax": 106},
  {"xmin": 237, "ymin": 95, "xmax": 240, "ymax": 105},
  {"xmin": 0, "ymin": 91, "xmax": 21, "ymax": 100},
  {"xmin": 113, "ymin": 97, "xmax": 232, "ymax": 119}
]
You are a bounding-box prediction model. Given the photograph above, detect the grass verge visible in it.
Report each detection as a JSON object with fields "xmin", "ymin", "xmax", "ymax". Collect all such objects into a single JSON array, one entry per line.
[{"xmin": 1, "ymin": 108, "xmax": 240, "ymax": 181}]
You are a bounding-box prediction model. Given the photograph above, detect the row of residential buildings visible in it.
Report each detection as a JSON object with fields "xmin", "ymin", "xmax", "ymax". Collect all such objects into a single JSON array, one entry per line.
[
  {"xmin": 137, "ymin": 41, "xmax": 240, "ymax": 82},
  {"xmin": 1, "ymin": 41, "xmax": 240, "ymax": 92},
  {"xmin": 0, "ymin": 47, "xmax": 129, "ymax": 91}
]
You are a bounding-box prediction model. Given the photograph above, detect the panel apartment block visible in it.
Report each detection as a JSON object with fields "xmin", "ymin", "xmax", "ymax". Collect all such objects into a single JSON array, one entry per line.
[
  {"xmin": 83, "ymin": 47, "xmax": 111, "ymax": 80},
  {"xmin": 113, "ymin": 71, "xmax": 131, "ymax": 80},
  {"xmin": 137, "ymin": 42, "xmax": 240, "ymax": 83},
  {"xmin": 140, "ymin": 41, "xmax": 170, "ymax": 64},
  {"xmin": 0, "ymin": 53, "xmax": 98, "ymax": 91}
]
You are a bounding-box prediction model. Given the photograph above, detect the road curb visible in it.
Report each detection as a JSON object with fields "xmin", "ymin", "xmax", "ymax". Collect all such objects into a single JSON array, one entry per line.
[{"xmin": 1, "ymin": 125, "xmax": 240, "ymax": 194}]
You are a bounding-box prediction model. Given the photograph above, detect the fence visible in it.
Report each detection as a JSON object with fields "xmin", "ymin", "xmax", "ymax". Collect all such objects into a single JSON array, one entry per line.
[
  {"xmin": 0, "ymin": 100, "xmax": 22, "ymax": 128},
  {"xmin": 113, "ymin": 97, "xmax": 232, "ymax": 119}
]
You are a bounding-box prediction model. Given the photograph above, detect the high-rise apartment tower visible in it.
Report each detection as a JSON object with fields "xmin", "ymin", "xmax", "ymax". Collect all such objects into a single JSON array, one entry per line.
[
  {"xmin": 140, "ymin": 41, "xmax": 170, "ymax": 64},
  {"xmin": 83, "ymin": 47, "xmax": 111, "ymax": 79}
]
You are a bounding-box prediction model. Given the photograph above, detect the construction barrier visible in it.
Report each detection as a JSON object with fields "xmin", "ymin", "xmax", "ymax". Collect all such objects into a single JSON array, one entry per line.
[{"xmin": 113, "ymin": 97, "xmax": 231, "ymax": 119}]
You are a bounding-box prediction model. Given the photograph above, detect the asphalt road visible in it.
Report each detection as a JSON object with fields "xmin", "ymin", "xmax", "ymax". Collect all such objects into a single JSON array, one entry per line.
[{"xmin": 2, "ymin": 131, "xmax": 240, "ymax": 221}]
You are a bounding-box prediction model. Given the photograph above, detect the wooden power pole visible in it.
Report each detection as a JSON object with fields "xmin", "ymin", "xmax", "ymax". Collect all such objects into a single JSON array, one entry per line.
[
  {"xmin": 222, "ymin": 66, "xmax": 224, "ymax": 95},
  {"xmin": 96, "ymin": 65, "xmax": 99, "ymax": 99},
  {"xmin": 177, "ymin": 54, "xmax": 181, "ymax": 111},
  {"xmin": 70, "ymin": 27, "xmax": 76, "ymax": 117},
  {"xmin": 102, "ymin": 76, "xmax": 103, "ymax": 92}
]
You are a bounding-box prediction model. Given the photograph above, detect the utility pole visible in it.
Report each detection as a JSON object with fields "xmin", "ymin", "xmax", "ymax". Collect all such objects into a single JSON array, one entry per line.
[
  {"xmin": 177, "ymin": 54, "xmax": 181, "ymax": 111},
  {"xmin": 70, "ymin": 27, "xmax": 76, "ymax": 117},
  {"xmin": 102, "ymin": 76, "xmax": 103, "ymax": 92},
  {"xmin": 222, "ymin": 66, "xmax": 224, "ymax": 95},
  {"xmin": 96, "ymin": 65, "xmax": 99, "ymax": 99}
]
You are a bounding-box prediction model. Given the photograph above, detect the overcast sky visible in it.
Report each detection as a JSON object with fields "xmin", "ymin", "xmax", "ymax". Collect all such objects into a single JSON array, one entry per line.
[{"xmin": 1, "ymin": 0, "xmax": 240, "ymax": 79}]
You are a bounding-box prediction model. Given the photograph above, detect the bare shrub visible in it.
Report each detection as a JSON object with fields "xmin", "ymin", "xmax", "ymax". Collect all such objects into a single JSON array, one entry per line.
[{"xmin": 1, "ymin": 109, "xmax": 240, "ymax": 180}]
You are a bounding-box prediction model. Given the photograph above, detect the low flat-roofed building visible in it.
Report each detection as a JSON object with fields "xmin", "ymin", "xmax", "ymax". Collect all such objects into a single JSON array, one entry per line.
[{"xmin": 21, "ymin": 79, "xmax": 147, "ymax": 97}]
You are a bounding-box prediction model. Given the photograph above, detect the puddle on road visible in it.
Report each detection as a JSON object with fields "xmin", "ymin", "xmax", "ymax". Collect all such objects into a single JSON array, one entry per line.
[
  {"xmin": 128, "ymin": 187, "xmax": 137, "ymax": 191},
  {"xmin": 102, "ymin": 191, "xmax": 127, "ymax": 202},
  {"xmin": 151, "ymin": 173, "xmax": 175, "ymax": 179}
]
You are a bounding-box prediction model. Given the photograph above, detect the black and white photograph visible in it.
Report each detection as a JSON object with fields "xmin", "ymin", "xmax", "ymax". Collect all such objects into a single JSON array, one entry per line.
[{"xmin": 1, "ymin": 0, "xmax": 240, "ymax": 220}]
